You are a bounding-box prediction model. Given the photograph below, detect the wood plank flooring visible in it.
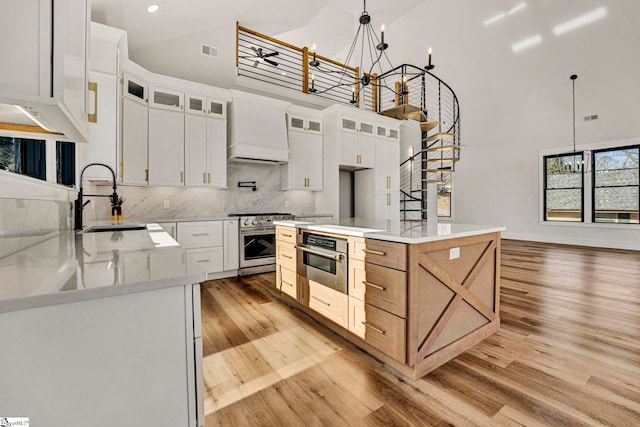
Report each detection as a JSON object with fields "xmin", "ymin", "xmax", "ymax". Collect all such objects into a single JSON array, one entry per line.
[{"xmin": 201, "ymin": 239, "xmax": 640, "ymax": 426}]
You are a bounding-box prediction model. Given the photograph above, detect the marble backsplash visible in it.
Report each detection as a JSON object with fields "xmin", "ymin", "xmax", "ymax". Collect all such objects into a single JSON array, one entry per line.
[
  {"xmin": 82, "ymin": 162, "xmax": 317, "ymax": 222},
  {"xmin": 0, "ymin": 198, "xmax": 71, "ymax": 258}
]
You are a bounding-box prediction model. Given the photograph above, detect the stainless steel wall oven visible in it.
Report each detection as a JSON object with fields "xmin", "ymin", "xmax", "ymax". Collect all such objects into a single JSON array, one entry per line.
[{"xmin": 297, "ymin": 231, "xmax": 348, "ymax": 293}]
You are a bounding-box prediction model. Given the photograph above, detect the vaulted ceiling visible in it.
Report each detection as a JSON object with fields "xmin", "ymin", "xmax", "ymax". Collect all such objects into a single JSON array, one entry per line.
[{"xmin": 92, "ymin": 0, "xmax": 640, "ymax": 147}]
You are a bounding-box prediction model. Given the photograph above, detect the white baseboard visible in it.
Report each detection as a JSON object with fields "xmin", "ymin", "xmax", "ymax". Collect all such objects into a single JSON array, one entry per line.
[{"xmin": 502, "ymin": 232, "xmax": 640, "ymax": 251}]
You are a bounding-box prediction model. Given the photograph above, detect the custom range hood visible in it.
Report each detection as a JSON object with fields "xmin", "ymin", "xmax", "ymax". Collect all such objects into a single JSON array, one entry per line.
[{"xmin": 228, "ymin": 89, "xmax": 290, "ymax": 163}]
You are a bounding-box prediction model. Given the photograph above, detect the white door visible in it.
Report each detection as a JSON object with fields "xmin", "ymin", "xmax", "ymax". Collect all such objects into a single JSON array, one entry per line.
[
  {"xmin": 121, "ymin": 97, "xmax": 148, "ymax": 185},
  {"xmin": 357, "ymin": 133, "xmax": 375, "ymax": 168},
  {"xmin": 185, "ymin": 114, "xmax": 207, "ymax": 186},
  {"xmin": 148, "ymin": 108, "xmax": 184, "ymax": 186},
  {"xmin": 339, "ymin": 131, "xmax": 358, "ymax": 167}
]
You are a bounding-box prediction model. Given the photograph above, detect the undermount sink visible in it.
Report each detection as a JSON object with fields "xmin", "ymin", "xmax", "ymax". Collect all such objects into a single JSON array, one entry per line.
[{"xmin": 80, "ymin": 224, "xmax": 147, "ymax": 233}]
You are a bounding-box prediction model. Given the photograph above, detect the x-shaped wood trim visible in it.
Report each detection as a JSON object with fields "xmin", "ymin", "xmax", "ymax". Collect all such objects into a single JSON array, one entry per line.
[{"xmin": 416, "ymin": 240, "xmax": 497, "ymax": 360}]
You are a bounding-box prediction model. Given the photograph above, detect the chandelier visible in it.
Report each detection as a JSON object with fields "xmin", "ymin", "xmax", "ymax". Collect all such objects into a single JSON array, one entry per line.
[{"xmin": 308, "ymin": 0, "xmax": 434, "ymax": 106}]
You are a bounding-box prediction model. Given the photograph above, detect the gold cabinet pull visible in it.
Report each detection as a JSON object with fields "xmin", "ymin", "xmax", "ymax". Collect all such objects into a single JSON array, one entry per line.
[
  {"xmin": 282, "ymin": 280, "xmax": 294, "ymax": 287},
  {"xmin": 387, "ymin": 192, "xmax": 391, "ymax": 206},
  {"xmin": 363, "ymin": 248, "xmax": 386, "ymax": 256},
  {"xmin": 203, "ymin": 172, "xmax": 207, "ymax": 183},
  {"xmin": 145, "ymin": 169, "xmax": 149, "ymax": 182},
  {"xmin": 180, "ymin": 171, "xmax": 184, "ymax": 183},
  {"xmin": 208, "ymin": 173, "xmax": 211, "ymax": 184},
  {"xmin": 87, "ymin": 81, "xmax": 98, "ymax": 123},
  {"xmin": 311, "ymin": 296, "xmax": 330, "ymax": 306},
  {"xmin": 119, "ymin": 161, "xmax": 124, "ymax": 178},
  {"xmin": 363, "ymin": 281, "xmax": 386, "ymax": 291},
  {"xmin": 387, "ymin": 176, "xmax": 391, "ymax": 189},
  {"xmin": 197, "ymin": 259, "xmax": 210, "ymax": 263},
  {"xmin": 362, "ymin": 322, "xmax": 386, "ymax": 335},
  {"xmin": 282, "ymin": 233, "xmax": 292, "ymax": 238},
  {"xmin": 282, "ymin": 254, "xmax": 292, "ymax": 259}
]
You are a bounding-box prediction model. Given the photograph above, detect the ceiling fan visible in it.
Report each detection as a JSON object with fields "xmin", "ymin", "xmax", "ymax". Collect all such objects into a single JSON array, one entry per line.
[{"xmin": 241, "ymin": 47, "xmax": 279, "ymax": 68}]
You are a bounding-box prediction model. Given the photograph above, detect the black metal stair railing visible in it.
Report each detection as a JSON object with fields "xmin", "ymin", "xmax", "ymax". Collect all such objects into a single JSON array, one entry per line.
[{"xmin": 377, "ymin": 64, "xmax": 460, "ymax": 221}]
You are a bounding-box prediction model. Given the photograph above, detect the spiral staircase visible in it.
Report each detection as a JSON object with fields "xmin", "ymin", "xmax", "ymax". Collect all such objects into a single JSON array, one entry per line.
[{"xmin": 375, "ymin": 65, "xmax": 461, "ymax": 221}]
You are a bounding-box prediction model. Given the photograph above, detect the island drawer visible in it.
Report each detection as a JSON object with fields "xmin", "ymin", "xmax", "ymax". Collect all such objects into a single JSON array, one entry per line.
[
  {"xmin": 362, "ymin": 303, "xmax": 406, "ymax": 363},
  {"xmin": 276, "ymin": 242, "xmax": 296, "ymax": 271},
  {"xmin": 362, "ymin": 263, "xmax": 407, "ymax": 318},
  {"xmin": 363, "ymin": 239, "xmax": 407, "ymax": 271},
  {"xmin": 308, "ymin": 279, "xmax": 348, "ymax": 329},
  {"xmin": 276, "ymin": 226, "xmax": 297, "ymax": 244},
  {"xmin": 278, "ymin": 265, "xmax": 297, "ymax": 299}
]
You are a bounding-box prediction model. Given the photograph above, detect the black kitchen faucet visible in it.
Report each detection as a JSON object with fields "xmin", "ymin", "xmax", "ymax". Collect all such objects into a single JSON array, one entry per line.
[{"xmin": 74, "ymin": 163, "xmax": 119, "ymax": 230}]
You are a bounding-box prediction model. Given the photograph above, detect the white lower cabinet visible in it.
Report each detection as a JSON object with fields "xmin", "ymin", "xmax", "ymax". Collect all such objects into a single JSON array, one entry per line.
[
  {"xmin": 186, "ymin": 247, "xmax": 224, "ymax": 274},
  {"xmin": 223, "ymin": 220, "xmax": 239, "ymax": 271},
  {"xmin": 177, "ymin": 220, "xmax": 238, "ymax": 278}
]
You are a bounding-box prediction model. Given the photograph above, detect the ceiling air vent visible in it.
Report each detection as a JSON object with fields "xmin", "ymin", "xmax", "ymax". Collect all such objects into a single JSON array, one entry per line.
[
  {"xmin": 584, "ymin": 114, "xmax": 598, "ymax": 121},
  {"xmin": 201, "ymin": 44, "xmax": 219, "ymax": 59}
]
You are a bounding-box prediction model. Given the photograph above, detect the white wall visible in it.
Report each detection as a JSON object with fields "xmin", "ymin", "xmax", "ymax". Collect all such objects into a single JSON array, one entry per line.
[{"xmin": 394, "ymin": 1, "xmax": 640, "ymax": 249}]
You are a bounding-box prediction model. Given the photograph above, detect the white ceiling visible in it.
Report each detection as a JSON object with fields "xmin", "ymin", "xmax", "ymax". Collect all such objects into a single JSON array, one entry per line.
[{"xmin": 91, "ymin": 0, "xmax": 640, "ymax": 146}]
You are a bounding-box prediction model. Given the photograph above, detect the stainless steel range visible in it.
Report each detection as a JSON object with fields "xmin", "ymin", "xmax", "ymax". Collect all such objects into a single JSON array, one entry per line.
[{"xmin": 229, "ymin": 213, "xmax": 294, "ymax": 275}]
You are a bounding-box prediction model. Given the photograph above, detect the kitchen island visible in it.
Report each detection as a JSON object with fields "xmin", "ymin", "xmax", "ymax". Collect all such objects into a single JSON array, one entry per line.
[
  {"xmin": 0, "ymin": 225, "xmax": 206, "ymax": 427},
  {"xmin": 274, "ymin": 218, "xmax": 505, "ymax": 379}
]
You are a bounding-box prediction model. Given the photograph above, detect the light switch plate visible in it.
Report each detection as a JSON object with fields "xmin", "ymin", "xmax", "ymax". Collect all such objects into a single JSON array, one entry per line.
[
  {"xmin": 449, "ymin": 247, "xmax": 460, "ymax": 260},
  {"xmin": 163, "ymin": 200, "xmax": 170, "ymax": 209}
]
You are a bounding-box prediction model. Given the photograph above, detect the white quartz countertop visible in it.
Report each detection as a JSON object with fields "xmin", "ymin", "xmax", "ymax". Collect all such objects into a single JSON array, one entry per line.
[
  {"xmin": 0, "ymin": 225, "xmax": 207, "ymax": 313},
  {"xmin": 273, "ymin": 218, "xmax": 506, "ymax": 243}
]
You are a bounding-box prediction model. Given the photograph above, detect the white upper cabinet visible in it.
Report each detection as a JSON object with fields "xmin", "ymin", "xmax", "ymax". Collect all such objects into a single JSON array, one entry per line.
[
  {"xmin": 184, "ymin": 107, "xmax": 227, "ymax": 188},
  {"xmin": 149, "ymin": 85, "xmax": 184, "ymax": 112},
  {"xmin": 121, "ymin": 97, "xmax": 149, "ymax": 185},
  {"xmin": 0, "ymin": 0, "xmax": 91, "ymax": 142},
  {"xmin": 282, "ymin": 106, "xmax": 323, "ymax": 190},
  {"xmin": 123, "ymin": 72, "xmax": 148, "ymax": 105},
  {"xmin": 148, "ymin": 108, "xmax": 185, "ymax": 186}
]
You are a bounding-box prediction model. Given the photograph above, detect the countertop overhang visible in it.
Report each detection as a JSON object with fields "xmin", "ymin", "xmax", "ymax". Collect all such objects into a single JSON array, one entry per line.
[
  {"xmin": 0, "ymin": 224, "xmax": 207, "ymax": 313},
  {"xmin": 273, "ymin": 218, "xmax": 506, "ymax": 243}
]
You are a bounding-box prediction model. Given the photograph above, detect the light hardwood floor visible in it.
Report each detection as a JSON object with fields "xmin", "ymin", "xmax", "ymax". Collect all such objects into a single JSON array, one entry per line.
[{"xmin": 201, "ymin": 239, "xmax": 640, "ymax": 426}]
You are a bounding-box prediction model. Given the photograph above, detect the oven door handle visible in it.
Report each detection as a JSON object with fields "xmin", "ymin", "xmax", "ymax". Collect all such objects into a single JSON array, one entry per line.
[{"xmin": 297, "ymin": 244, "xmax": 345, "ymax": 262}]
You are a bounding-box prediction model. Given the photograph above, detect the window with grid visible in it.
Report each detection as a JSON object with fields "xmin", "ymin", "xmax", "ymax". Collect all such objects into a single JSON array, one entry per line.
[
  {"xmin": 592, "ymin": 146, "xmax": 639, "ymax": 224},
  {"xmin": 544, "ymin": 152, "xmax": 584, "ymax": 222}
]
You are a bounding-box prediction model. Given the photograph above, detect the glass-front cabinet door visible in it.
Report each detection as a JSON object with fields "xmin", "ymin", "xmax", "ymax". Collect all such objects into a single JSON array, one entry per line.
[
  {"xmin": 185, "ymin": 93, "xmax": 206, "ymax": 115},
  {"xmin": 149, "ymin": 85, "xmax": 184, "ymax": 112}
]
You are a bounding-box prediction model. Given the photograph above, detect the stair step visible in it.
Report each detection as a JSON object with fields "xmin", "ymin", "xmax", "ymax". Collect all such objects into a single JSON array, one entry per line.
[
  {"xmin": 420, "ymin": 121, "xmax": 439, "ymax": 132},
  {"xmin": 422, "ymin": 158, "xmax": 460, "ymax": 162},
  {"xmin": 424, "ymin": 168, "xmax": 454, "ymax": 173},
  {"xmin": 378, "ymin": 104, "xmax": 422, "ymax": 120},
  {"xmin": 422, "ymin": 145, "xmax": 459, "ymax": 153},
  {"xmin": 422, "ymin": 132, "xmax": 454, "ymax": 142},
  {"xmin": 405, "ymin": 110, "xmax": 426, "ymax": 121}
]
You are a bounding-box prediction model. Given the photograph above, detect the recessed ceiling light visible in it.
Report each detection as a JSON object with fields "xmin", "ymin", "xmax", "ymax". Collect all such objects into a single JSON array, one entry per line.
[
  {"xmin": 511, "ymin": 34, "xmax": 542, "ymax": 52},
  {"xmin": 553, "ymin": 7, "xmax": 607, "ymax": 36},
  {"xmin": 147, "ymin": 4, "xmax": 160, "ymax": 13}
]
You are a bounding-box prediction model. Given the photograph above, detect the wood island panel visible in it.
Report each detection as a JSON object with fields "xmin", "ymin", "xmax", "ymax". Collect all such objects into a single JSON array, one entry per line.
[{"xmin": 407, "ymin": 232, "xmax": 501, "ymax": 377}]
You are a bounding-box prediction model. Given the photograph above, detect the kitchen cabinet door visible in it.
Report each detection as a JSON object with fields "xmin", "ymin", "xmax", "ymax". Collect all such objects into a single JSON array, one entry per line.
[
  {"xmin": 374, "ymin": 138, "xmax": 400, "ymax": 192},
  {"xmin": 282, "ymin": 130, "xmax": 307, "ymax": 189},
  {"xmin": 184, "ymin": 114, "xmax": 208, "ymax": 186},
  {"xmin": 123, "ymin": 72, "xmax": 148, "ymax": 105},
  {"xmin": 207, "ymin": 117, "xmax": 227, "ymax": 187},
  {"xmin": 149, "ymin": 85, "xmax": 184, "ymax": 112},
  {"xmin": 206, "ymin": 98, "xmax": 226, "ymax": 119},
  {"xmin": 305, "ymin": 133, "xmax": 323, "ymax": 190},
  {"xmin": 121, "ymin": 97, "xmax": 149, "ymax": 185},
  {"xmin": 223, "ymin": 220, "xmax": 239, "ymax": 271},
  {"xmin": 375, "ymin": 191, "xmax": 400, "ymax": 221},
  {"xmin": 339, "ymin": 131, "xmax": 358, "ymax": 167},
  {"xmin": 185, "ymin": 93, "xmax": 206, "ymax": 115},
  {"xmin": 79, "ymin": 71, "xmax": 119, "ymax": 181},
  {"xmin": 148, "ymin": 108, "xmax": 185, "ymax": 186}
]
